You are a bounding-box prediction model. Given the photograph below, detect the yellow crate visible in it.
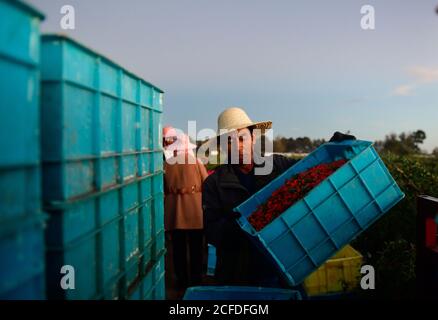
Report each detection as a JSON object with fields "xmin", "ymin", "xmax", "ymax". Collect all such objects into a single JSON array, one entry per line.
[{"xmin": 303, "ymin": 245, "xmax": 363, "ymax": 296}]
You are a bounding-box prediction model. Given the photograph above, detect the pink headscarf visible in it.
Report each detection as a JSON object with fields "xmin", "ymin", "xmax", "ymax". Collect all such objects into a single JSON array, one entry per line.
[
  {"xmin": 163, "ymin": 126, "xmax": 177, "ymax": 138},
  {"xmin": 166, "ymin": 133, "xmax": 197, "ymax": 153}
]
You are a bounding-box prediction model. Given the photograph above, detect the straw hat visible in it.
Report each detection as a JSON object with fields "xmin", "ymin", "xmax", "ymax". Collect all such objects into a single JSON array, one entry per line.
[{"xmin": 216, "ymin": 107, "xmax": 272, "ymax": 138}]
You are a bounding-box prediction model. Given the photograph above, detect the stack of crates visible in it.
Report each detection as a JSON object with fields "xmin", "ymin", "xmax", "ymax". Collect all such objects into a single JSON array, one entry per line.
[
  {"xmin": 40, "ymin": 35, "xmax": 165, "ymax": 299},
  {"xmin": 0, "ymin": 0, "xmax": 45, "ymax": 299}
]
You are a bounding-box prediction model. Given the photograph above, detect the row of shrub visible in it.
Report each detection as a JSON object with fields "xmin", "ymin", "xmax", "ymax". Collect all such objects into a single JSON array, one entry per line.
[{"xmin": 352, "ymin": 153, "xmax": 438, "ymax": 298}]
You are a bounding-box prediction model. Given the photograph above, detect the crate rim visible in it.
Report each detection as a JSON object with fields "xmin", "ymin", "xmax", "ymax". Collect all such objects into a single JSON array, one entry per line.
[
  {"xmin": 41, "ymin": 34, "xmax": 164, "ymax": 94},
  {"xmin": 2, "ymin": 0, "xmax": 45, "ymax": 20},
  {"xmin": 43, "ymin": 170, "xmax": 164, "ymax": 210}
]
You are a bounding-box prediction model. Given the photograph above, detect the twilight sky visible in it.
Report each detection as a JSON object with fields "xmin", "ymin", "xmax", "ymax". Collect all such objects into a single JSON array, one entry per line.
[{"xmin": 28, "ymin": 0, "xmax": 438, "ymax": 151}]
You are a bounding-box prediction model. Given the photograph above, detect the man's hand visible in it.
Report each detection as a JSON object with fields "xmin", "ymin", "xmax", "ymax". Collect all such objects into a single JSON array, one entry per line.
[{"xmin": 329, "ymin": 131, "xmax": 356, "ymax": 142}]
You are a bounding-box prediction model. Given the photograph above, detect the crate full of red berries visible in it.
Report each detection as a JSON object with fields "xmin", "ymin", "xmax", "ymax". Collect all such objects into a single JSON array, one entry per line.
[{"xmin": 234, "ymin": 140, "xmax": 405, "ymax": 286}]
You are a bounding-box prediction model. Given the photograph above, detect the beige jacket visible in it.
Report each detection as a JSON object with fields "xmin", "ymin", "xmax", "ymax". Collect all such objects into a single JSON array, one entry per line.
[{"xmin": 164, "ymin": 153, "xmax": 208, "ymax": 230}]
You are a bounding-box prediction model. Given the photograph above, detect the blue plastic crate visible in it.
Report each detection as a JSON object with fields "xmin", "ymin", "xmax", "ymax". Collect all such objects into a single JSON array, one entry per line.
[
  {"xmin": 183, "ymin": 286, "xmax": 302, "ymax": 300},
  {"xmin": 234, "ymin": 140, "xmax": 405, "ymax": 287},
  {"xmin": 152, "ymin": 192, "xmax": 164, "ymax": 232},
  {"xmin": 40, "ymin": 34, "xmax": 164, "ymax": 201},
  {"xmin": 207, "ymin": 244, "xmax": 217, "ymax": 276},
  {"xmin": 0, "ymin": 272, "xmax": 45, "ymax": 300},
  {"xmin": 0, "ymin": 0, "xmax": 44, "ymax": 167},
  {"xmin": 0, "ymin": 167, "xmax": 41, "ymax": 221},
  {"xmin": 0, "ymin": 0, "xmax": 43, "ymax": 220},
  {"xmin": 0, "ymin": 0, "xmax": 46, "ymax": 300},
  {"xmin": 0, "ymin": 215, "xmax": 46, "ymax": 299},
  {"xmin": 39, "ymin": 34, "xmax": 164, "ymax": 299},
  {"xmin": 45, "ymin": 191, "xmax": 162, "ymax": 300}
]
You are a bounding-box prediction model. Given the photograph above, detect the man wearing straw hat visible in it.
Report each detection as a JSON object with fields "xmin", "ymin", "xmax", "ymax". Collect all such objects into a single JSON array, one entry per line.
[{"xmin": 202, "ymin": 107, "xmax": 355, "ymax": 286}]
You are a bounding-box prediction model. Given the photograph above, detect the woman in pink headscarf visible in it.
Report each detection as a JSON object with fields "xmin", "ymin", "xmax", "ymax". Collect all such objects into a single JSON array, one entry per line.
[{"xmin": 163, "ymin": 130, "xmax": 208, "ymax": 290}]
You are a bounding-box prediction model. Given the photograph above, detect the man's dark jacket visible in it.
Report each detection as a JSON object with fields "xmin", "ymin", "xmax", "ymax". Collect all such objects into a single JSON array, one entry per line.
[{"xmin": 202, "ymin": 154, "xmax": 297, "ymax": 286}]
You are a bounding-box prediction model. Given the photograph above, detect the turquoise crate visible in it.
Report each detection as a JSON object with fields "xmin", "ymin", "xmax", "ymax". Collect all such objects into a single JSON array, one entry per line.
[
  {"xmin": 152, "ymin": 192, "xmax": 164, "ymax": 231},
  {"xmin": 0, "ymin": 0, "xmax": 43, "ymax": 219},
  {"xmin": 0, "ymin": 0, "xmax": 43, "ymax": 167},
  {"xmin": 207, "ymin": 244, "xmax": 216, "ymax": 276},
  {"xmin": 40, "ymin": 34, "xmax": 163, "ymax": 201},
  {"xmin": 144, "ymin": 272, "xmax": 165, "ymax": 300},
  {"xmin": 0, "ymin": 215, "xmax": 46, "ymax": 299},
  {"xmin": 40, "ymin": 34, "xmax": 164, "ymax": 299},
  {"xmin": 1, "ymin": 272, "xmax": 45, "ymax": 300},
  {"xmin": 183, "ymin": 286, "xmax": 302, "ymax": 300},
  {"xmin": 153, "ymin": 228, "xmax": 165, "ymax": 258},
  {"xmin": 45, "ymin": 190, "xmax": 163, "ymax": 300},
  {"xmin": 234, "ymin": 140, "xmax": 405, "ymax": 287},
  {"xmin": 0, "ymin": 167, "xmax": 40, "ymax": 221},
  {"xmin": 128, "ymin": 252, "xmax": 165, "ymax": 300},
  {"xmin": 150, "ymin": 191, "xmax": 164, "ymax": 257},
  {"xmin": 0, "ymin": 0, "xmax": 45, "ymax": 300}
]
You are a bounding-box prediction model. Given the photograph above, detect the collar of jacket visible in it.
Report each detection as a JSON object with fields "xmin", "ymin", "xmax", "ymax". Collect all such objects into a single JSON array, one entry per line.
[
  {"xmin": 216, "ymin": 162, "xmax": 266, "ymax": 195},
  {"xmin": 215, "ymin": 153, "xmax": 275, "ymax": 193},
  {"xmin": 217, "ymin": 164, "xmax": 248, "ymax": 193}
]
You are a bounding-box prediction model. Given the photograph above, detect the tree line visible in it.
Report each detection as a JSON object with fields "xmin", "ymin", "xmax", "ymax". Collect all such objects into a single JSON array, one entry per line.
[{"xmin": 273, "ymin": 130, "xmax": 438, "ymax": 157}]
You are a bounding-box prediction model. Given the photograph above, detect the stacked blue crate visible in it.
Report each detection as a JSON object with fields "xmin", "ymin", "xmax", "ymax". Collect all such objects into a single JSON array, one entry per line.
[
  {"xmin": 0, "ymin": 0, "xmax": 45, "ymax": 299},
  {"xmin": 40, "ymin": 35, "xmax": 164, "ymax": 299}
]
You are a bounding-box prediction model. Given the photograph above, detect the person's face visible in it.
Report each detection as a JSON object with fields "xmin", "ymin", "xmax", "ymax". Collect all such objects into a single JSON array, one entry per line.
[
  {"xmin": 163, "ymin": 136, "xmax": 176, "ymax": 148},
  {"xmin": 227, "ymin": 128, "xmax": 254, "ymax": 164}
]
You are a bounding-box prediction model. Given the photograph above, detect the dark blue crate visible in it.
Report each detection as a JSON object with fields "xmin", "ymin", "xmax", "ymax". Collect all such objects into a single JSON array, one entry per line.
[
  {"xmin": 183, "ymin": 286, "xmax": 302, "ymax": 300},
  {"xmin": 234, "ymin": 140, "xmax": 405, "ymax": 287},
  {"xmin": 0, "ymin": 215, "xmax": 46, "ymax": 299}
]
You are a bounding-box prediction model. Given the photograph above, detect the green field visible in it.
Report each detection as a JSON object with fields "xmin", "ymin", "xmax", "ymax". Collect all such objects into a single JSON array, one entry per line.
[{"xmin": 352, "ymin": 154, "xmax": 438, "ymax": 298}]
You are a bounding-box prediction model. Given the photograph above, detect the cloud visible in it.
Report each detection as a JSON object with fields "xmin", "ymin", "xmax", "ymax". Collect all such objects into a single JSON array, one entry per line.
[
  {"xmin": 391, "ymin": 66, "xmax": 438, "ymax": 97},
  {"xmin": 408, "ymin": 66, "xmax": 438, "ymax": 83},
  {"xmin": 392, "ymin": 84, "xmax": 415, "ymax": 96}
]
